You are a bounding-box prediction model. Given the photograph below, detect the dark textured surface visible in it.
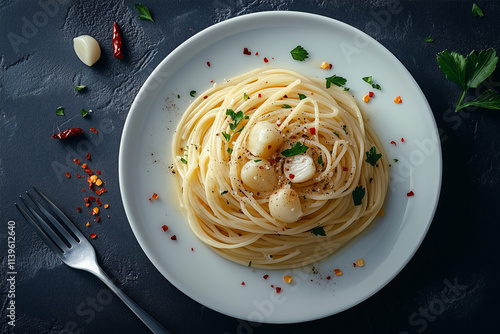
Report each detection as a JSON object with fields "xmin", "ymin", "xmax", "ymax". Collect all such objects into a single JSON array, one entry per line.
[{"xmin": 1, "ymin": 1, "xmax": 500, "ymax": 333}]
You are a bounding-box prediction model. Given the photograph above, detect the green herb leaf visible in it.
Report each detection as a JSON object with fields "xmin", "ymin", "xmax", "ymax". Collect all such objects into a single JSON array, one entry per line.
[
  {"xmin": 318, "ymin": 155, "xmax": 323, "ymax": 166},
  {"xmin": 333, "ymin": 131, "xmax": 340, "ymax": 138},
  {"xmin": 281, "ymin": 142, "xmax": 309, "ymax": 157},
  {"xmin": 363, "ymin": 76, "xmax": 381, "ymax": 90},
  {"xmin": 75, "ymin": 85, "xmax": 86, "ymax": 91},
  {"xmin": 227, "ymin": 147, "xmax": 233, "ymax": 154},
  {"xmin": 352, "ymin": 185, "xmax": 365, "ymax": 206},
  {"xmin": 189, "ymin": 90, "xmax": 196, "ymax": 97},
  {"xmin": 135, "ymin": 3, "xmax": 154, "ymax": 22},
  {"xmin": 281, "ymin": 104, "xmax": 292, "ymax": 109},
  {"xmin": 80, "ymin": 108, "xmax": 88, "ymax": 117},
  {"xmin": 248, "ymin": 261, "xmax": 252, "ymax": 267},
  {"xmin": 326, "ymin": 75, "xmax": 347, "ymax": 89},
  {"xmin": 393, "ymin": 159, "xmax": 399, "ymax": 162},
  {"xmin": 222, "ymin": 132, "xmax": 231, "ymax": 141},
  {"xmin": 472, "ymin": 3, "xmax": 484, "ymax": 17},
  {"xmin": 460, "ymin": 90, "xmax": 500, "ymax": 110},
  {"xmin": 437, "ymin": 48, "xmax": 499, "ymax": 111},
  {"xmin": 180, "ymin": 157, "xmax": 187, "ymax": 164},
  {"xmin": 425, "ymin": 36, "xmax": 434, "ymax": 43},
  {"xmin": 298, "ymin": 93, "xmax": 307, "ymax": 100},
  {"xmin": 226, "ymin": 109, "xmax": 246, "ymax": 131},
  {"xmin": 365, "ymin": 146, "xmax": 382, "ymax": 166},
  {"xmin": 177, "ymin": 94, "xmax": 180, "ymax": 99},
  {"xmin": 244, "ymin": 92, "xmax": 249, "ymax": 101},
  {"xmin": 55, "ymin": 106, "xmax": 65, "ymax": 116},
  {"xmin": 311, "ymin": 226, "xmax": 326, "ymax": 236},
  {"xmin": 220, "ymin": 190, "xmax": 228, "ymax": 195},
  {"xmin": 290, "ymin": 45, "xmax": 309, "ymax": 61},
  {"xmin": 254, "ymin": 159, "xmax": 262, "ymax": 163}
]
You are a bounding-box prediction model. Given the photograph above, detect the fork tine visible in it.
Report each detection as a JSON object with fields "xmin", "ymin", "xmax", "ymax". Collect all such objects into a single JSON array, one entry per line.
[
  {"xmin": 15, "ymin": 201, "xmax": 66, "ymax": 256},
  {"xmin": 33, "ymin": 187, "xmax": 87, "ymax": 243},
  {"xmin": 25, "ymin": 191, "xmax": 76, "ymax": 246}
]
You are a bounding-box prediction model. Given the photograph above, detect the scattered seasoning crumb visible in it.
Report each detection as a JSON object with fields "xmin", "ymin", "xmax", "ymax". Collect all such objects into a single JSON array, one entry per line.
[
  {"xmin": 86, "ymin": 222, "xmax": 90, "ymax": 227},
  {"xmin": 92, "ymin": 207, "xmax": 99, "ymax": 215},
  {"xmin": 90, "ymin": 233, "xmax": 97, "ymax": 239},
  {"xmin": 363, "ymin": 94, "xmax": 370, "ymax": 103},
  {"xmin": 171, "ymin": 235, "xmax": 177, "ymax": 240},
  {"xmin": 104, "ymin": 204, "xmax": 109, "ymax": 209},
  {"xmin": 283, "ymin": 275, "xmax": 293, "ymax": 284},
  {"xmin": 326, "ymin": 275, "xmax": 331, "ymax": 280},
  {"xmin": 407, "ymin": 190, "xmax": 415, "ymax": 197},
  {"xmin": 394, "ymin": 96, "xmax": 403, "ymax": 104},
  {"xmin": 241, "ymin": 281, "xmax": 246, "ymax": 286},
  {"xmin": 243, "ymin": 47, "xmax": 251, "ymax": 55},
  {"xmin": 149, "ymin": 193, "xmax": 159, "ymax": 201},
  {"xmin": 90, "ymin": 127, "xmax": 98, "ymax": 134},
  {"xmin": 333, "ymin": 269, "xmax": 343, "ymax": 276},
  {"xmin": 401, "ymin": 137, "xmax": 405, "ymax": 143},
  {"xmin": 191, "ymin": 248, "xmax": 194, "ymax": 251},
  {"xmin": 65, "ymin": 172, "xmax": 71, "ymax": 178},
  {"xmin": 356, "ymin": 258, "xmax": 365, "ymax": 267},
  {"xmin": 390, "ymin": 141, "xmax": 397, "ymax": 146},
  {"xmin": 263, "ymin": 274, "xmax": 269, "ymax": 279},
  {"xmin": 162, "ymin": 225, "xmax": 169, "ymax": 232},
  {"xmin": 86, "ymin": 152, "xmax": 91, "ymax": 160},
  {"xmin": 77, "ymin": 207, "xmax": 82, "ymax": 213},
  {"xmin": 74, "ymin": 158, "xmax": 80, "ymax": 165},
  {"xmin": 320, "ymin": 61, "xmax": 329, "ymax": 69},
  {"xmin": 206, "ymin": 61, "xmax": 211, "ymax": 67},
  {"xmin": 369, "ymin": 91, "xmax": 374, "ymax": 97},
  {"xmin": 263, "ymin": 57, "xmax": 269, "ymax": 63},
  {"xmin": 275, "ymin": 287, "xmax": 282, "ymax": 293}
]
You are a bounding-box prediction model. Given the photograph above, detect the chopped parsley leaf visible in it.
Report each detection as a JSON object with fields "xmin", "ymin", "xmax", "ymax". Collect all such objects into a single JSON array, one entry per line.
[
  {"xmin": 80, "ymin": 108, "xmax": 88, "ymax": 117},
  {"xmin": 352, "ymin": 185, "xmax": 365, "ymax": 206},
  {"xmin": 227, "ymin": 148, "xmax": 233, "ymax": 154},
  {"xmin": 311, "ymin": 226, "xmax": 326, "ymax": 236},
  {"xmin": 298, "ymin": 93, "xmax": 307, "ymax": 100},
  {"xmin": 180, "ymin": 157, "xmax": 187, "ymax": 164},
  {"xmin": 290, "ymin": 45, "xmax": 309, "ymax": 61},
  {"xmin": 281, "ymin": 104, "xmax": 292, "ymax": 109},
  {"xmin": 365, "ymin": 146, "xmax": 382, "ymax": 166},
  {"xmin": 281, "ymin": 142, "xmax": 309, "ymax": 157},
  {"xmin": 472, "ymin": 3, "xmax": 484, "ymax": 17},
  {"xmin": 326, "ymin": 75, "xmax": 347, "ymax": 89},
  {"xmin": 75, "ymin": 85, "xmax": 86, "ymax": 91},
  {"xmin": 220, "ymin": 190, "xmax": 228, "ymax": 195},
  {"xmin": 189, "ymin": 90, "xmax": 196, "ymax": 97},
  {"xmin": 222, "ymin": 132, "xmax": 231, "ymax": 141},
  {"xmin": 135, "ymin": 3, "xmax": 154, "ymax": 22},
  {"xmin": 425, "ymin": 36, "xmax": 434, "ymax": 43},
  {"xmin": 254, "ymin": 159, "xmax": 262, "ymax": 163},
  {"xmin": 244, "ymin": 92, "xmax": 249, "ymax": 101},
  {"xmin": 362, "ymin": 76, "xmax": 382, "ymax": 90},
  {"xmin": 55, "ymin": 106, "xmax": 65, "ymax": 116},
  {"xmin": 333, "ymin": 131, "xmax": 340, "ymax": 138}
]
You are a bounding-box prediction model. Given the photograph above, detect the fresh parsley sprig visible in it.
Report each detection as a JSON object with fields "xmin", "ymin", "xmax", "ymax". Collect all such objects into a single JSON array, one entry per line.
[
  {"xmin": 135, "ymin": 3, "xmax": 154, "ymax": 22},
  {"xmin": 281, "ymin": 142, "xmax": 309, "ymax": 157},
  {"xmin": 352, "ymin": 186, "xmax": 365, "ymax": 206},
  {"xmin": 362, "ymin": 76, "xmax": 381, "ymax": 90},
  {"xmin": 365, "ymin": 146, "xmax": 382, "ymax": 166},
  {"xmin": 437, "ymin": 48, "xmax": 500, "ymax": 111},
  {"xmin": 325, "ymin": 75, "xmax": 347, "ymax": 89}
]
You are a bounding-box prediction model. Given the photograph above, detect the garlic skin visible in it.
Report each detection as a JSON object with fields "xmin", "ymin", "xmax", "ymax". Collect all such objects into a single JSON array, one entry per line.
[
  {"xmin": 73, "ymin": 35, "xmax": 101, "ymax": 66},
  {"xmin": 247, "ymin": 122, "xmax": 283, "ymax": 158},
  {"xmin": 283, "ymin": 154, "xmax": 316, "ymax": 183},
  {"xmin": 241, "ymin": 159, "xmax": 277, "ymax": 192},
  {"xmin": 269, "ymin": 187, "xmax": 303, "ymax": 223}
]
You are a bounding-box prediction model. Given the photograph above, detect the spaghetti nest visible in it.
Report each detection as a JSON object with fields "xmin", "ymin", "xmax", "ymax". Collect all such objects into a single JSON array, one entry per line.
[{"xmin": 172, "ymin": 68, "xmax": 388, "ymax": 269}]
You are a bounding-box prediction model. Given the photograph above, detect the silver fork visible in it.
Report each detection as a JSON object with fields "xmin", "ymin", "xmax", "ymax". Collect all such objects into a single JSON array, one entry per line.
[{"xmin": 15, "ymin": 188, "xmax": 170, "ymax": 334}]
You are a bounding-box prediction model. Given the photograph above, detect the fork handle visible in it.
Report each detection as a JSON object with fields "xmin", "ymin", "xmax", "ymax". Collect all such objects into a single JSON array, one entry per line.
[{"xmin": 88, "ymin": 264, "xmax": 170, "ymax": 334}]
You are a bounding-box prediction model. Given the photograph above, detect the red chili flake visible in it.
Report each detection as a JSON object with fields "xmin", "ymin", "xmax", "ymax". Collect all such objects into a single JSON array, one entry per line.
[
  {"xmin": 329, "ymin": 63, "xmax": 333, "ymax": 69},
  {"xmin": 394, "ymin": 96, "xmax": 403, "ymax": 104},
  {"xmin": 65, "ymin": 172, "xmax": 71, "ymax": 178},
  {"xmin": 206, "ymin": 61, "xmax": 211, "ymax": 67},
  {"xmin": 77, "ymin": 207, "xmax": 82, "ymax": 213},
  {"xmin": 90, "ymin": 128, "xmax": 98, "ymax": 134},
  {"xmin": 401, "ymin": 137, "xmax": 405, "ymax": 143},
  {"xmin": 258, "ymin": 93, "xmax": 262, "ymax": 98},
  {"xmin": 241, "ymin": 281, "xmax": 245, "ymax": 286},
  {"xmin": 171, "ymin": 235, "xmax": 177, "ymax": 240},
  {"xmin": 86, "ymin": 152, "xmax": 91, "ymax": 160},
  {"xmin": 263, "ymin": 57, "xmax": 269, "ymax": 63},
  {"xmin": 275, "ymin": 287, "xmax": 282, "ymax": 293},
  {"xmin": 112, "ymin": 22, "xmax": 124, "ymax": 59},
  {"xmin": 270, "ymin": 285, "xmax": 274, "ymax": 288},
  {"xmin": 51, "ymin": 128, "xmax": 84, "ymax": 139},
  {"xmin": 289, "ymin": 174, "xmax": 295, "ymax": 180},
  {"xmin": 204, "ymin": 96, "xmax": 208, "ymax": 99},
  {"xmin": 161, "ymin": 225, "xmax": 169, "ymax": 232},
  {"xmin": 342, "ymin": 166, "xmax": 348, "ymax": 171},
  {"xmin": 149, "ymin": 193, "xmax": 159, "ymax": 201},
  {"xmin": 267, "ymin": 145, "xmax": 272, "ymax": 150},
  {"xmin": 96, "ymin": 170, "xmax": 101, "ymax": 175},
  {"xmin": 407, "ymin": 190, "xmax": 415, "ymax": 197},
  {"xmin": 90, "ymin": 233, "xmax": 97, "ymax": 239},
  {"xmin": 369, "ymin": 91, "xmax": 374, "ymax": 97},
  {"xmin": 96, "ymin": 197, "xmax": 102, "ymax": 206},
  {"xmin": 353, "ymin": 263, "xmax": 357, "ymax": 267},
  {"xmin": 390, "ymin": 141, "xmax": 397, "ymax": 146},
  {"xmin": 191, "ymin": 248, "xmax": 194, "ymax": 251},
  {"xmin": 95, "ymin": 216, "xmax": 101, "ymax": 222},
  {"xmin": 263, "ymin": 275, "xmax": 269, "ymax": 279},
  {"xmin": 310, "ymin": 127, "xmax": 316, "ymax": 135},
  {"xmin": 243, "ymin": 47, "xmax": 251, "ymax": 55},
  {"xmin": 73, "ymin": 158, "xmax": 80, "ymax": 165},
  {"xmin": 326, "ymin": 276, "xmax": 331, "ymax": 280}
]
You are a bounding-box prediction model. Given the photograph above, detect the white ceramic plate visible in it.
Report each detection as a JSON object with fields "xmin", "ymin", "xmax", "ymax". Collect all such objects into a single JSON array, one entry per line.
[{"xmin": 119, "ymin": 11, "xmax": 441, "ymax": 323}]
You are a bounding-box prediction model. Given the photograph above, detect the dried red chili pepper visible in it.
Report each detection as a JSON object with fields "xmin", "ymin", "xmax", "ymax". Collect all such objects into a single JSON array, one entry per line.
[
  {"xmin": 51, "ymin": 128, "xmax": 84, "ymax": 139},
  {"xmin": 113, "ymin": 22, "xmax": 124, "ymax": 59}
]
